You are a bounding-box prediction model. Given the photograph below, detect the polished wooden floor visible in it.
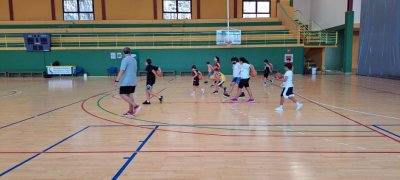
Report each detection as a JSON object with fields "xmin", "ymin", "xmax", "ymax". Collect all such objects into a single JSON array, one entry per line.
[{"xmin": 1, "ymin": 75, "xmax": 400, "ymax": 179}]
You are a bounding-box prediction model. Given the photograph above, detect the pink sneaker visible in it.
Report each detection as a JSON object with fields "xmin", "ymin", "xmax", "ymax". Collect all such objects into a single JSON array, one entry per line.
[
  {"xmin": 247, "ymin": 99, "xmax": 255, "ymax": 103},
  {"xmin": 133, "ymin": 106, "xmax": 141, "ymax": 116},
  {"xmin": 123, "ymin": 111, "xmax": 134, "ymax": 116}
]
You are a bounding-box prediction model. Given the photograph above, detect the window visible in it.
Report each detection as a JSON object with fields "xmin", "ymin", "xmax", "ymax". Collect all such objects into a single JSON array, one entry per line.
[
  {"xmin": 243, "ymin": 0, "xmax": 271, "ymax": 18},
  {"xmin": 163, "ymin": 0, "xmax": 192, "ymax": 20},
  {"xmin": 63, "ymin": 0, "xmax": 94, "ymax": 20}
]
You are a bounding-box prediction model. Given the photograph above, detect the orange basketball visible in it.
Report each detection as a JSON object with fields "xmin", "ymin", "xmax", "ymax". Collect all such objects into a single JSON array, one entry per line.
[
  {"xmin": 156, "ymin": 71, "xmax": 163, "ymax": 77},
  {"xmin": 274, "ymin": 72, "xmax": 284, "ymax": 79}
]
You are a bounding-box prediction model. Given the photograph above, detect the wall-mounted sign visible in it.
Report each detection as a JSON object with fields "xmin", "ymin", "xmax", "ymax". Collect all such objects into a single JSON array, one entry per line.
[
  {"xmin": 117, "ymin": 52, "xmax": 123, "ymax": 59},
  {"xmin": 110, "ymin": 52, "xmax": 116, "ymax": 60}
]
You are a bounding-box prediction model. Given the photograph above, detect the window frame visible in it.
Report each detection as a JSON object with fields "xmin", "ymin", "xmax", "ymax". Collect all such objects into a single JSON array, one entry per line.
[
  {"xmin": 62, "ymin": 0, "xmax": 95, "ymax": 21},
  {"xmin": 242, "ymin": 0, "xmax": 271, "ymax": 18},
  {"xmin": 162, "ymin": 0, "xmax": 192, "ymax": 20}
]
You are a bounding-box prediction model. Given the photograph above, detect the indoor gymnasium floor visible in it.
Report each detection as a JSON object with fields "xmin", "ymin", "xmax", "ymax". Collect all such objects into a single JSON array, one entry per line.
[{"xmin": 1, "ymin": 75, "xmax": 400, "ymax": 179}]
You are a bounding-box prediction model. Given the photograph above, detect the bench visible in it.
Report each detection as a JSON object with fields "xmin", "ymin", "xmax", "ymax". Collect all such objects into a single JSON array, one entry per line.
[
  {"xmin": 138, "ymin": 70, "xmax": 176, "ymax": 76},
  {"xmin": 138, "ymin": 70, "xmax": 147, "ymax": 76},
  {"xmin": 6, "ymin": 71, "xmax": 44, "ymax": 77},
  {"xmin": 256, "ymin": 70, "xmax": 278, "ymax": 75},
  {"xmin": 179, "ymin": 70, "xmax": 208, "ymax": 76},
  {"xmin": 0, "ymin": 72, "xmax": 7, "ymax": 77}
]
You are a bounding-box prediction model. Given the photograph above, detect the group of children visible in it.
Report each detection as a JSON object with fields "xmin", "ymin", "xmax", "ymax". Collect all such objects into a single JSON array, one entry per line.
[
  {"xmin": 141, "ymin": 56, "xmax": 303, "ymax": 111},
  {"xmin": 191, "ymin": 56, "xmax": 303, "ymax": 111}
]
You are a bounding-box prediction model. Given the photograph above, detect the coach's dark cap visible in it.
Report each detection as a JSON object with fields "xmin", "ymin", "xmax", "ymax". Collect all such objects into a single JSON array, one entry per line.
[{"xmin": 123, "ymin": 47, "xmax": 131, "ymax": 54}]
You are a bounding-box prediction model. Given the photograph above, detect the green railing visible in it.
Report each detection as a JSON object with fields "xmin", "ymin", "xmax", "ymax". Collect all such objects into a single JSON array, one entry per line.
[
  {"xmin": 0, "ymin": 30, "xmax": 300, "ymax": 49},
  {"xmin": 291, "ymin": 8, "xmax": 338, "ymax": 47}
]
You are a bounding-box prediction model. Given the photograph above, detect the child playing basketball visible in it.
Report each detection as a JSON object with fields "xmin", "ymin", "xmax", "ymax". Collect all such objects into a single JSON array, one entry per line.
[
  {"xmin": 205, "ymin": 61, "xmax": 213, "ymax": 84},
  {"xmin": 274, "ymin": 63, "xmax": 303, "ymax": 111},
  {"xmin": 213, "ymin": 56, "xmax": 221, "ymax": 71},
  {"xmin": 223, "ymin": 57, "xmax": 245, "ymax": 98},
  {"xmin": 143, "ymin": 59, "xmax": 163, "ymax": 105},
  {"xmin": 210, "ymin": 56, "xmax": 221, "ymax": 87},
  {"xmin": 263, "ymin": 59, "xmax": 274, "ymax": 87},
  {"xmin": 231, "ymin": 57, "xmax": 255, "ymax": 103},
  {"xmin": 191, "ymin": 65, "xmax": 205, "ymax": 96},
  {"xmin": 212, "ymin": 69, "xmax": 227, "ymax": 95}
]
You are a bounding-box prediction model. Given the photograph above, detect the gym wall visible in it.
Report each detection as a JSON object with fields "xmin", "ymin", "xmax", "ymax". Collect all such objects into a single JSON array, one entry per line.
[
  {"xmin": 358, "ymin": 0, "xmax": 400, "ymax": 78},
  {"xmin": 0, "ymin": 0, "xmax": 280, "ymax": 21},
  {"xmin": 0, "ymin": 47, "xmax": 304, "ymax": 76}
]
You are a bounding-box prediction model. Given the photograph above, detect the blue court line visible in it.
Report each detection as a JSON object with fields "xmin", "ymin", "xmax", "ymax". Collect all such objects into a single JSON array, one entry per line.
[
  {"xmin": 112, "ymin": 125, "xmax": 159, "ymax": 180},
  {"xmin": 0, "ymin": 90, "xmax": 112, "ymax": 130},
  {"xmin": 373, "ymin": 125, "xmax": 400, "ymax": 138},
  {"xmin": 0, "ymin": 126, "xmax": 90, "ymax": 177},
  {"xmin": 89, "ymin": 124, "xmax": 400, "ymax": 128},
  {"xmin": 0, "ymin": 100, "xmax": 81, "ymax": 130}
]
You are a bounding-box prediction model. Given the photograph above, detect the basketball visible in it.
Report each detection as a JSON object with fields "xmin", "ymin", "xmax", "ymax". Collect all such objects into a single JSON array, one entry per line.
[
  {"xmin": 274, "ymin": 72, "xmax": 284, "ymax": 79},
  {"xmin": 156, "ymin": 67, "xmax": 163, "ymax": 77},
  {"xmin": 156, "ymin": 70, "xmax": 163, "ymax": 77}
]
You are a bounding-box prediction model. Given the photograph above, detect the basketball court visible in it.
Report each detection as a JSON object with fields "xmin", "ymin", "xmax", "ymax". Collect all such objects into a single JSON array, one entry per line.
[
  {"xmin": 1, "ymin": 75, "xmax": 399, "ymax": 179},
  {"xmin": 1, "ymin": 0, "xmax": 400, "ymax": 179}
]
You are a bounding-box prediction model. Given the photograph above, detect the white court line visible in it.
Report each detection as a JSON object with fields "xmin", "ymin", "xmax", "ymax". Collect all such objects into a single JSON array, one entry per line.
[
  {"xmin": 1, "ymin": 90, "xmax": 22, "ymax": 98},
  {"xmin": 299, "ymin": 95, "xmax": 400, "ymax": 120},
  {"xmin": 357, "ymin": 146, "xmax": 367, "ymax": 150}
]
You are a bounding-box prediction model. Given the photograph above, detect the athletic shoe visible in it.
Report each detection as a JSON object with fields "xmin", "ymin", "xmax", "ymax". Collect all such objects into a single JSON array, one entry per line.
[
  {"xmin": 213, "ymin": 91, "xmax": 219, "ymax": 95},
  {"xmin": 204, "ymin": 81, "xmax": 208, "ymax": 84},
  {"xmin": 190, "ymin": 92, "xmax": 195, "ymax": 96},
  {"xmin": 133, "ymin": 106, "xmax": 141, "ymax": 116},
  {"xmin": 262, "ymin": 82, "xmax": 267, "ymax": 87},
  {"xmin": 275, "ymin": 106, "xmax": 284, "ymax": 112},
  {"xmin": 159, "ymin": 96, "xmax": 163, "ymax": 103},
  {"xmin": 210, "ymin": 84, "xmax": 215, "ymax": 87},
  {"xmin": 223, "ymin": 87, "xmax": 227, "ymax": 93},
  {"xmin": 296, "ymin": 103, "xmax": 303, "ymax": 110},
  {"xmin": 270, "ymin": 79, "xmax": 274, "ymax": 85},
  {"xmin": 123, "ymin": 111, "xmax": 134, "ymax": 116},
  {"xmin": 247, "ymin": 99, "xmax": 255, "ymax": 103},
  {"xmin": 201, "ymin": 88, "xmax": 205, "ymax": 95},
  {"xmin": 223, "ymin": 93, "xmax": 230, "ymax": 98},
  {"xmin": 239, "ymin": 92, "xmax": 245, "ymax": 99},
  {"xmin": 142, "ymin": 101, "xmax": 151, "ymax": 105},
  {"xmin": 231, "ymin": 98, "xmax": 238, "ymax": 103}
]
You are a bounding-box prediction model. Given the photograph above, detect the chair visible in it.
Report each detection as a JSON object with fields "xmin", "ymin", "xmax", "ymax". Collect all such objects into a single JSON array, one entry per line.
[
  {"xmin": 107, "ymin": 67, "xmax": 118, "ymax": 76},
  {"xmin": 74, "ymin": 66, "xmax": 84, "ymax": 76}
]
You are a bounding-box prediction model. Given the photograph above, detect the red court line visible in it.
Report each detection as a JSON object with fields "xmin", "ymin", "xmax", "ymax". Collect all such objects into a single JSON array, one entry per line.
[
  {"xmin": 84, "ymin": 89, "xmax": 387, "ymax": 138},
  {"xmin": 1, "ymin": 150, "xmax": 399, "ymax": 154},
  {"xmin": 295, "ymin": 93, "xmax": 400, "ymax": 144},
  {"xmin": 81, "ymin": 100, "xmax": 386, "ymax": 138}
]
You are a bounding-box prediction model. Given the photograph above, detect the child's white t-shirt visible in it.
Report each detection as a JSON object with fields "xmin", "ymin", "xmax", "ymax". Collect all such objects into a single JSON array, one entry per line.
[
  {"xmin": 240, "ymin": 63, "xmax": 250, "ymax": 79},
  {"xmin": 284, "ymin": 70, "xmax": 294, "ymax": 88},
  {"xmin": 233, "ymin": 63, "xmax": 241, "ymax": 78}
]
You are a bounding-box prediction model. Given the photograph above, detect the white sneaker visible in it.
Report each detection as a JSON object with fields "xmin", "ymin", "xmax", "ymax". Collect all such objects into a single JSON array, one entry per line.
[
  {"xmin": 275, "ymin": 106, "xmax": 284, "ymax": 111},
  {"xmin": 201, "ymin": 88, "xmax": 205, "ymax": 95},
  {"xmin": 296, "ymin": 103, "xmax": 303, "ymax": 110}
]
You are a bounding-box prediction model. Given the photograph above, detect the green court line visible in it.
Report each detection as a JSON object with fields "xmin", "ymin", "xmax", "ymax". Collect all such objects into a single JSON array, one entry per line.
[{"xmin": 96, "ymin": 93, "xmax": 373, "ymax": 133}]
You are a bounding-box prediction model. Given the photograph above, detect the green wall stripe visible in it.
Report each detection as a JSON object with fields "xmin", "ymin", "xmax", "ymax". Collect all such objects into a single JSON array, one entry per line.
[{"xmin": 0, "ymin": 47, "xmax": 304, "ymax": 76}]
